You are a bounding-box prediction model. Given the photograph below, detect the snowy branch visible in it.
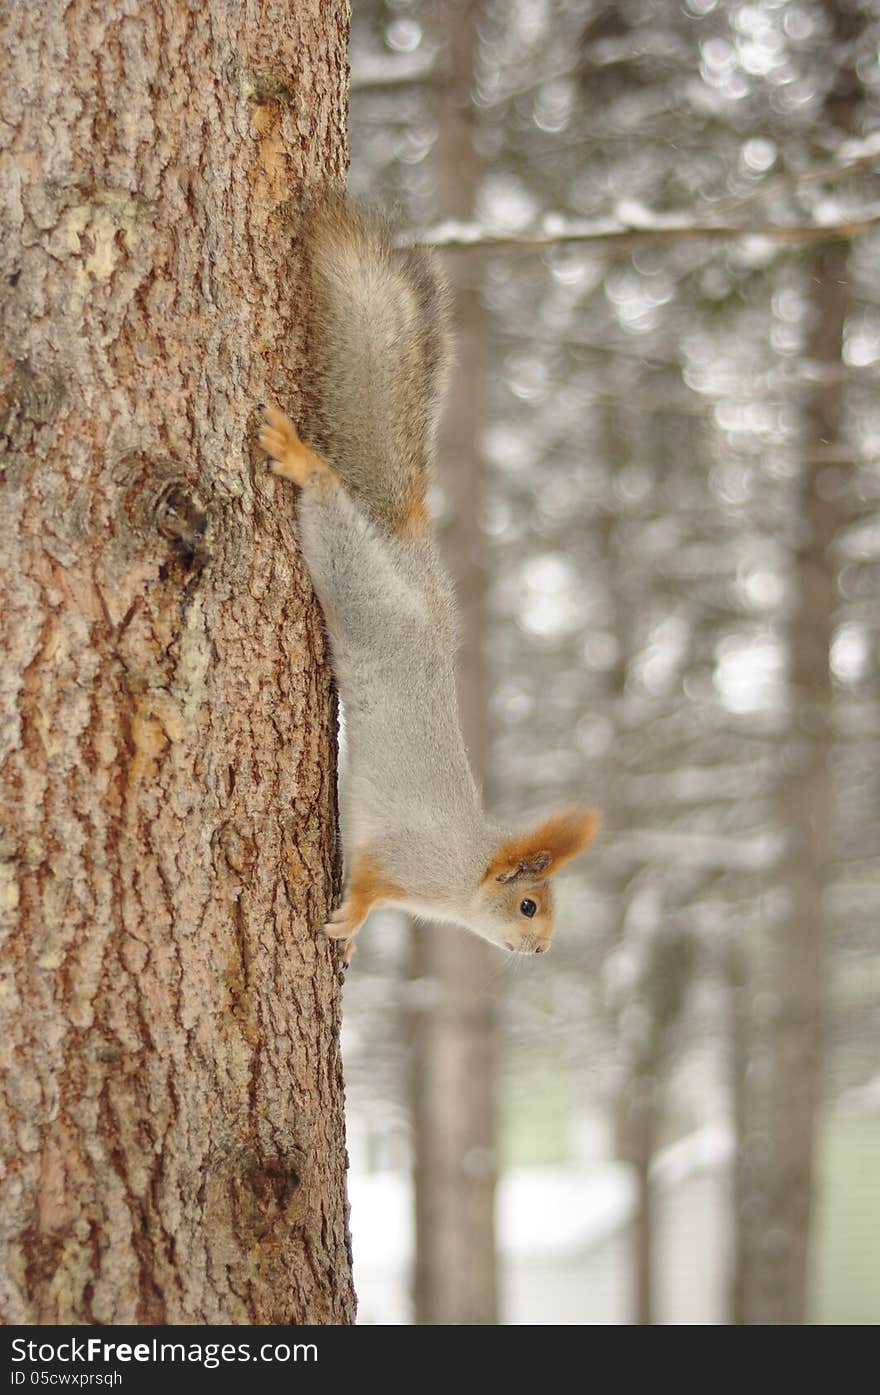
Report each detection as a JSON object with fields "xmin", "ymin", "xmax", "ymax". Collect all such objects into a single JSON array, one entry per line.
[
  {"xmin": 414, "ymin": 206, "xmax": 880, "ymax": 253},
  {"xmin": 350, "ymin": 52, "xmax": 437, "ymax": 91},
  {"xmin": 706, "ymin": 133, "xmax": 880, "ymax": 219}
]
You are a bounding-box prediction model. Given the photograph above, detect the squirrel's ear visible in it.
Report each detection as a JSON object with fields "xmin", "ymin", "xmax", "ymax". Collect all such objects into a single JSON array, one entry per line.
[{"xmin": 484, "ymin": 807, "xmax": 599, "ymax": 886}]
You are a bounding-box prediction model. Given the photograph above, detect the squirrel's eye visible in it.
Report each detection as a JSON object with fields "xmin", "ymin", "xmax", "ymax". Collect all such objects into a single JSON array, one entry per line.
[{"xmin": 520, "ymin": 898, "xmax": 537, "ymax": 918}]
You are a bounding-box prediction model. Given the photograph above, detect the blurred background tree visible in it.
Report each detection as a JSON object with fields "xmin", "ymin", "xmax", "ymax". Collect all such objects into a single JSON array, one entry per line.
[
  {"xmin": 408, "ymin": 0, "xmax": 498, "ymax": 1327},
  {"xmin": 343, "ymin": 0, "xmax": 880, "ymax": 1325}
]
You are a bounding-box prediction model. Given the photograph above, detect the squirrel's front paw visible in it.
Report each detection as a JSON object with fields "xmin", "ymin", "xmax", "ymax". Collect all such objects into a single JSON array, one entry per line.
[
  {"xmin": 322, "ymin": 910, "xmax": 354, "ymax": 940},
  {"xmin": 322, "ymin": 910, "xmax": 360, "ymax": 967},
  {"xmin": 323, "ymin": 915, "xmax": 351, "ymax": 937}
]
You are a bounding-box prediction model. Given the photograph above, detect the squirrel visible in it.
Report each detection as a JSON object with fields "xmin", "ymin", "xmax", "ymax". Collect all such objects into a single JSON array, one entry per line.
[{"xmin": 260, "ymin": 196, "xmax": 598, "ymax": 965}]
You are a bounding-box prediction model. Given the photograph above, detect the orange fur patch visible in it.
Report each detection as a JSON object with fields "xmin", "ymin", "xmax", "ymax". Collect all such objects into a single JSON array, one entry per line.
[
  {"xmin": 398, "ymin": 480, "xmax": 429, "ymax": 537},
  {"xmin": 261, "ymin": 405, "xmax": 338, "ymax": 490},
  {"xmin": 484, "ymin": 806, "xmax": 599, "ymax": 886},
  {"xmin": 337, "ymin": 851, "xmax": 408, "ymax": 929}
]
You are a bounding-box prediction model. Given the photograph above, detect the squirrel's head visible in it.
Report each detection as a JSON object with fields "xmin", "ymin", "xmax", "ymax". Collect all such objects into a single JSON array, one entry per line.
[{"xmin": 472, "ymin": 807, "xmax": 599, "ymax": 954}]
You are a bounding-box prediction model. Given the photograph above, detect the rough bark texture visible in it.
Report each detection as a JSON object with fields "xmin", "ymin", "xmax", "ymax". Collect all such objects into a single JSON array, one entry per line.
[
  {"xmin": 409, "ymin": 0, "xmax": 499, "ymax": 1327},
  {"xmin": 0, "ymin": 0, "xmax": 355, "ymax": 1324}
]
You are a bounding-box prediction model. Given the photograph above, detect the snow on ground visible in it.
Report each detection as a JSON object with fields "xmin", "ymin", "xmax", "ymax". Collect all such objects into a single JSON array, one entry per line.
[{"xmin": 349, "ymin": 1125, "xmax": 733, "ymax": 1324}]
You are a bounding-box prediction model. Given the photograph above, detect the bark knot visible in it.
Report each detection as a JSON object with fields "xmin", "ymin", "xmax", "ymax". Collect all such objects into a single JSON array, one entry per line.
[
  {"xmin": 155, "ymin": 483, "xmax": 208, "ymax": 574},
  {"xmin": 112, "ymin": 451, "xmax": 211, "ymax": 576},
  {"xmin": 230, "ymin": 1151, "xmax": 307, "ymax": 1239}
]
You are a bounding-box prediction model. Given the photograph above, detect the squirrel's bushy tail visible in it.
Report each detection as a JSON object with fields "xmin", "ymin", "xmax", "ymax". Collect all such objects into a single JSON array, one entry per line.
[{"xmin": 301, "ymin": 195, "xmax": 452, "ymax": 535}]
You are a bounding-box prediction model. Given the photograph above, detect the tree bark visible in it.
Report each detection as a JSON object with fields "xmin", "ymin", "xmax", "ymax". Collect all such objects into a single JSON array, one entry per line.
[
  {"xmin": 0, "ymin": 0, "xmax": 355, "ymax": 1324},
  {"xmin": 409, "ymin": 0, "xmax": 499, "ymax": 1327}
]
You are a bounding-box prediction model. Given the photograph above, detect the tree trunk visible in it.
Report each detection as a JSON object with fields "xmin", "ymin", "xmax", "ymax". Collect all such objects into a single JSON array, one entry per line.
[
  {"xmin": 726, "ymin": 932, "xmax": 751, "ymax": 1326},
  {"xmin": 0, "ymin": 0, "xmax": 355, "ymax": 1325},
  {"xmin": 745, "ymin": 241, "xmax": 845, "ymax": 1325},
  {"xmin": 621, "ymin": 1076, "xmax": 656, "ymax": 1328},
  {"xmin": 732, "ymin": 0, "xmax": 862, "ymax": 1321},
  {"xmin": 634, "ymin": 1149, "xmax": 654, "ymax": 1326},
  {"xmin": 600, "ymin": 400, "xmax": 659, "ymax": 1327},
  {"xmin": 409, "ymin": 0, "xmax": 499, "ymax": 1326}
]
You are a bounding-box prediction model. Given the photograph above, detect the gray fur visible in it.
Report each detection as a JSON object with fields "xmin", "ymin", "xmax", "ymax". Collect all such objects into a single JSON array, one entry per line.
[
  {"xmin": 302, "ymin": 196, "xmax": 452, "ymax": 536},
  {"xmin": 298, "ymin": 487, "xmax": 513, "ymax": 938},
  {"xmin": 279, "ymin": 198, "xmax": 573, "ymax": 954}
]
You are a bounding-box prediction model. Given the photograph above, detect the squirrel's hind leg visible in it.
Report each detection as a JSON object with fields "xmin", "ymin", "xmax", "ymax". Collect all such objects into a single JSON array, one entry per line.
[{"xmin": 260, "ymin": 405, "xmax": 338, "ymax": 490}]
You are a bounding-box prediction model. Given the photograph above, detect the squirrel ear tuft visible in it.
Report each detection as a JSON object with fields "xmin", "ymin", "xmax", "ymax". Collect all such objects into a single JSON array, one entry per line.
[{"xmin": 484, "ymin": 807, "xmax": 599, "ymax": 886}]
